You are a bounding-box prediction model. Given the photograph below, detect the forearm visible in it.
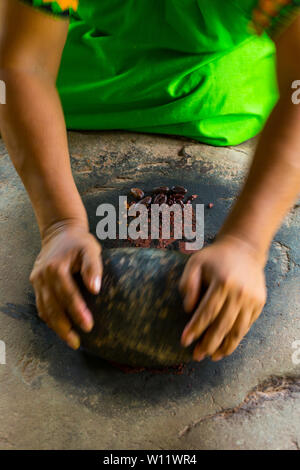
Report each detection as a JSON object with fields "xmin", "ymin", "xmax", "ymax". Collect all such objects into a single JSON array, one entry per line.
[
  {"xmin": 0, "ymin": 68, "xmax": 88, "ymax": 237},
  {"xmin": 219, "ymin": 92, "xmax": 300, "ymax": 262}
]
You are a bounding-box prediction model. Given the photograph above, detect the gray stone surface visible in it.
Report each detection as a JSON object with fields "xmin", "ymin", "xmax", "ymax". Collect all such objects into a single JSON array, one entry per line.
[{"xmin": 0, "ymin": 131, "xmax": 299, "ymax": 450}]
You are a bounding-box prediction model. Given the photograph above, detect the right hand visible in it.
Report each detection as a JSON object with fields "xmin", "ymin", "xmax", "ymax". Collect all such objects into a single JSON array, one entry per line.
[{"xmin": 30, "ymin": 222, "xmax": 102, "ymax": 350}]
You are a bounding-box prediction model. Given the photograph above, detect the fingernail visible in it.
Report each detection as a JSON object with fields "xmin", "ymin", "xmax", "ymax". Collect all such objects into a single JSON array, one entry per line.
[
  {"xmin": 182, "ymin": 333, "xmax": 194, "ymax": 347},
  {"xmin": 194, "ymin": 352, "xmax": 206, "ymax": 362},
  {"xmin": 212, "ymin": 354, "xmax": 223, "ymax": 362},
  {"xmin": 81, "ymin": 314, "xmax": 94, "ymax": 332},
  {"xmin": 66, "ymin": 331, "xmax": 80, "ymax": 350},
  {"xmin": 92, "ymin": 276, "xmax": 101, "ymax": 294}
]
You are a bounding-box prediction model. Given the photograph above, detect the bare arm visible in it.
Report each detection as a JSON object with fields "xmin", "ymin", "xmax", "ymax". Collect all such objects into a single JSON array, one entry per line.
[
  {"xmin": 0, "ymin": 0, "xmax": 102, "ymax": 349},
  {"xmin": 180, "ymin": 15, "xmax": 300, "ymax": 361},
  {"xmin": 218, "ymin": 17, "xmax": 300, "ymax": 260}
]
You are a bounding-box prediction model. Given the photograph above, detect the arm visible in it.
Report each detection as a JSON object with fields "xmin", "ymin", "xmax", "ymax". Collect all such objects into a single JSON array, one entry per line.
[
  {"xmin": 0, "ymin": 0, "xmax": 102, "ymax": 349},
  {"xmin": 180, "ymin": 15, "xmax": 300, "ymax": 361}
]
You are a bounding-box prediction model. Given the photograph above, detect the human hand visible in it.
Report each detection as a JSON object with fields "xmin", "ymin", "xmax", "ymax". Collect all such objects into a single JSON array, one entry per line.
[
  {"xmin": 179, "ymin": 235, "xmax": 267, "ymax": 361},
  {"xmin": 30, "ymin": 222, "xmax": 102, "ymax": 350}
]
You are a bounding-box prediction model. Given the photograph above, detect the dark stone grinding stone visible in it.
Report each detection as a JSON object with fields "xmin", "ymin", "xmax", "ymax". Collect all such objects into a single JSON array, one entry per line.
[{"xmin": 75, "ymin": 248, "xmax": 194, "ymax": 368}]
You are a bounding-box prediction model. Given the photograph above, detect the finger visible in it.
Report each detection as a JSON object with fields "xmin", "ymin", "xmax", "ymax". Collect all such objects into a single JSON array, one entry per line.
[
  {"xmin": 250, "ymin": 302, "xmax": 265, "ymax": 324},
  {"xmin": 35, "ymin": 283, "xmax": 49, "ymax": 324},
  {"xmin": 179, "ymin": 259, "xmax": 202, "ymax": 313},
  {"xmin": 181, "ymin": 281, "xmax": 226, "ymax": 347},
  {"xmin": 211, "ymin": 307, "xmax": 253, "ymax": 361},
  {"xmin": 49, "ymin": 265, "xmax": 94, "ymax": 333},
  {"xmin": 80, "ymin": 245, "xmax": 103, "ymax": 294},
  {"xmin": 37, "ymin": 283, "xmax": 80, "ymax": 350},
  {"xmin": 193, "ymin": 296, "xmax": 242, "ymax": 361}
]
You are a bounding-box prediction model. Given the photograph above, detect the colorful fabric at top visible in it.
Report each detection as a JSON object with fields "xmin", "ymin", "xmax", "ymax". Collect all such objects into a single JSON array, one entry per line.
[{"xmin": 20, "ymin": 0, "xmax": 72, "ymax": 16}]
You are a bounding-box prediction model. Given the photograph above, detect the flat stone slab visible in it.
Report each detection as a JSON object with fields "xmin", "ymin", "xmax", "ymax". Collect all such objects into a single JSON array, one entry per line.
[{"xmin": 0, "ymin": 131, "xmax": 299, "ymax": 450}]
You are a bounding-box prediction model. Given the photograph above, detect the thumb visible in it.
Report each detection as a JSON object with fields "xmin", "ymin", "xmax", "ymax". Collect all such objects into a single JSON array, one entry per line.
[
  {"xmin": 179, "ymin": 260, "xmax": 202, "ymax": 313},
  {"xmin": 81, "ymin": 243, "xmax": 103, "ymax": 294}
]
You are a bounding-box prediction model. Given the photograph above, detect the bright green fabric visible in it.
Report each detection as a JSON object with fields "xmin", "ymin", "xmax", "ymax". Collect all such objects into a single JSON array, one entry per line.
[{"xmin": 26, "ymin": 0, "xmax": 281, "ymax": 146}]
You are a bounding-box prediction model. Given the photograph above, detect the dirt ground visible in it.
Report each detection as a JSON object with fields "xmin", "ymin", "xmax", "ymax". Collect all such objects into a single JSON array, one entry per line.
[{"xmin": 0, "ymin": 130, "xmax": 299, "ymax": 450}]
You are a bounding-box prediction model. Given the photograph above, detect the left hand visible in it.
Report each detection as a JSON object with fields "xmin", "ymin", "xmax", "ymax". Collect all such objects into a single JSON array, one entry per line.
[{"xmin": 179, "ymin": 235, "xmax": 267, "ymax": 361}]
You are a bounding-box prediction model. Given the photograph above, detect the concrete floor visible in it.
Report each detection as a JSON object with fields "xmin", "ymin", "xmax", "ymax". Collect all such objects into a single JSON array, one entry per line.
[{"xmin": 0, "ymin": 131, "xmax": 299, "ymax": 450}]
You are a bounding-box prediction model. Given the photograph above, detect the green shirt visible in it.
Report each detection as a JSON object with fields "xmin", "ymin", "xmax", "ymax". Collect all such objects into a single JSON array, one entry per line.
[{"xmin": 18, "ymin": 1, "xmax": 300, "ymax": 145}]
